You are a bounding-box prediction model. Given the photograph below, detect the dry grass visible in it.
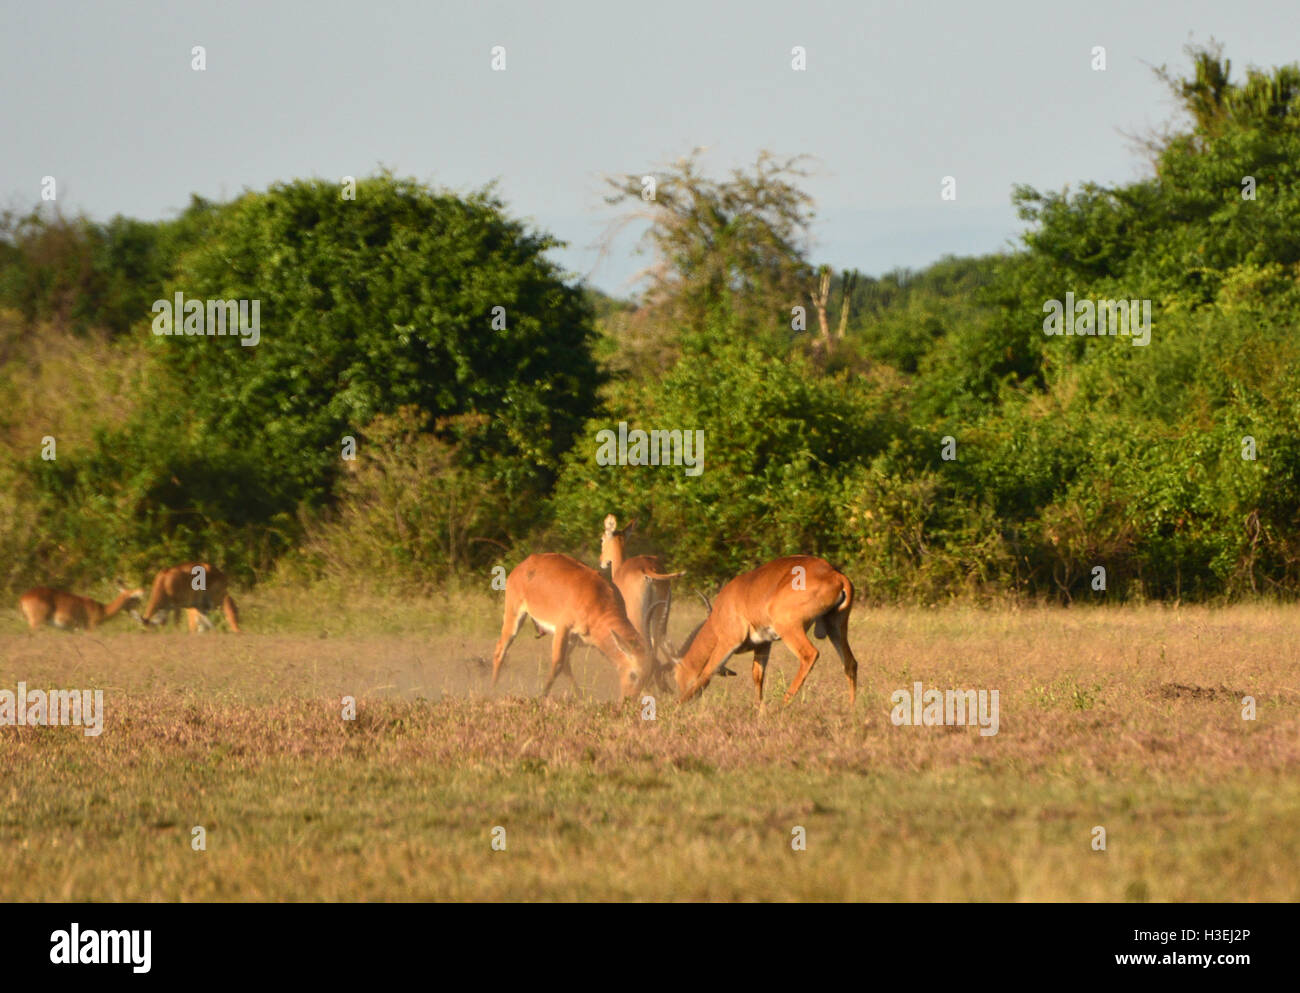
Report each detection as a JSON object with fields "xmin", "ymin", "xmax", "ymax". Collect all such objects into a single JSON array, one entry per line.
[
  {"xmin": 1, "ymin": 597, "xmax": 1298, "ymax": 900},
  {"xmin": 0, "ymin": 315, "xmax": 143, "ymax": 455}
]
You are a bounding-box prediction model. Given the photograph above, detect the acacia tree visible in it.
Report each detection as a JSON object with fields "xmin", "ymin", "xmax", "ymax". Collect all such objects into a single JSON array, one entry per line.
[{"xmin": 602, "ymin": 150, "xmax": 817, "ymax": 348}]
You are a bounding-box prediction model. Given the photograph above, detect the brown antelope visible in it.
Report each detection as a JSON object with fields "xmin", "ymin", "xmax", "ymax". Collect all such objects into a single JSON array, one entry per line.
[
  {"xmin": 599, "ymin": 514, "xmax": 700, "ymax": 690},
  {"xmin": 140, "ymin": 562, "xmax": 241, "ymax": 633},
  {"xmin": 492, "ymin": 552, "xmax": 655, "ymax": 701},
  {"xmin": 19, "ymin": 586, "xmax": 145, "ymax": 631},
  {"xmin": 671, "ymin": 555, "xmax": 858, "ymax": 709}
]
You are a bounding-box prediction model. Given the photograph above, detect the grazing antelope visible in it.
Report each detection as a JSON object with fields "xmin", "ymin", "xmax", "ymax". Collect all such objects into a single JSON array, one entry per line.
[
  {"xmin": 599, "ymin": 514, "xmax": 700, "ymax": 690},
  {"xmin": 140, "ymin": 562, "xmax": 241, "ymax": 633},
  {"xmin": 492, "ymin": 552, "xmax": 655, "ymax": 701},
  {"xmin": 19, "ymin": 586, "xmax": 145, "ymax": 631},
  {"xmin": 671, "ymin": 555, "xmax": 858, "ymax": 709}
]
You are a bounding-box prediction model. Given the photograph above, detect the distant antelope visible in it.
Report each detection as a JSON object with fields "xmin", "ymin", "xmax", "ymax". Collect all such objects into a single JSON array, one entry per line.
[
  {"xmin": 670, "ymin": 555, "xmax": 858, "ymax": 709},
  {"xmin": 492, "ymin": 552, "xmax": 655, "ymax": 701},
  {"xmin": 599, "ymin": 515, "xmax": 692, "ymax": 691},
  {"xmin": 19, "ymin": 586, "xmax": 145, "ymax": 631},
  {"xmin": 140, "ymin": 562, "xmax": 240, "ymax": 633}
]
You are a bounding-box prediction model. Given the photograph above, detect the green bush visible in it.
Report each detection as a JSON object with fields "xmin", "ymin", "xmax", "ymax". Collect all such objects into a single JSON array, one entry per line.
[
  {"xmin": 550, "ymin": 334, "xmax": 908, "ymax": 581},
  {"xmin": 284, "ymin": 407, "xmax": 511, "ymax": 592}
]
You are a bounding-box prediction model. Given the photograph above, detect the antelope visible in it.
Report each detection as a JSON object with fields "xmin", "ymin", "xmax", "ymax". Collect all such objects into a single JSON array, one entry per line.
[
  {"xmin": 599, "ymin": 514, "xmax": 704, "ymax": 690},
  {"xmin": 670, "ymin": 555, "xmax": 858, "ymax": 709},
  {"xmin": 492, "ymin": 552, "xmax": 656, "ymax": 701},
  {"xmin": 140, "ymin": 562, "xmax": 241, "ymax": 633},
  {"xmin": 18, "ymin": 586, "xmax": 145, "ymax": 631}
]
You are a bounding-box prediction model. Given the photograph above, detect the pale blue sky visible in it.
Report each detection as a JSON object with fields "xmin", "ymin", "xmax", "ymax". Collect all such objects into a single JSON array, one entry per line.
[{"xmin": 3, "ymin": 1, "xmax": 1298, "ymax": 295}]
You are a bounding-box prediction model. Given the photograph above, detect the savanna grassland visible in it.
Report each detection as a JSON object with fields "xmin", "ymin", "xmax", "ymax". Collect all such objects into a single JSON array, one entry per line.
[
  {"xmin": 2, "ymin": 594, "xmax": 1297, "ymax": 901},
  {"xmin": 4, "ymin": 47, "xmax": 1300, "ymax": 905}
]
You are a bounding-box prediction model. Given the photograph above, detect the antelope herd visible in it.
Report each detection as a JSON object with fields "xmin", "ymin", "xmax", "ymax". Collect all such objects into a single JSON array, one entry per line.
[
  {"xmin": 17, "ymin": 517, "xmax": 859, "ymax": 709},
  {"xmin": 19, "ymin": 562, "xmax": 240, "ymax": 635}
]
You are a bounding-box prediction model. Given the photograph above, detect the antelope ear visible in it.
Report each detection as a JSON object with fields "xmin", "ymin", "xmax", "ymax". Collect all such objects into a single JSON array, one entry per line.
[
  {"xmin": 610, "ymin": 630, "xmax": 638, "ymax": 659},
  {"xmin": 623, "ymin": 518, "xmax": 638, "ymax": 536}
]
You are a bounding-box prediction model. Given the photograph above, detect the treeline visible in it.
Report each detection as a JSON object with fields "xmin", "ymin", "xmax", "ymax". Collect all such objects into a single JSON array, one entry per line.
[{"xmin": 3, "ymin": 46, "xmax": 1300, "ymax": 603}]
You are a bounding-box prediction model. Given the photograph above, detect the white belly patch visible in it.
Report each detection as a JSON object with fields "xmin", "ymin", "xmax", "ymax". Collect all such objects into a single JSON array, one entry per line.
[{"xmin": 520, "ymin": 603, "xmax": 556, "ymax": 635}]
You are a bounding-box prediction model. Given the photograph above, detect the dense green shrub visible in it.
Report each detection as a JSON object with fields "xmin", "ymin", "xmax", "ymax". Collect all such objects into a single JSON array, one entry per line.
[
  {"xmin": 150, "ymin": 174, "xmax": 600, "ymax": 521},
  {"xmin": 550, "ymin": 334, "xmax": 909, "ymax": 581},
  {"xmin": 283, "ymin": 407, "xmax": 512, "ymax": 592}
]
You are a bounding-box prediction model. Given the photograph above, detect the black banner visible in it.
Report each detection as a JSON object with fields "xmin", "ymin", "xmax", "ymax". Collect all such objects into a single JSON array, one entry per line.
[{"xmin": 1, "ymin": 903, "xmax": 1286, "ymax": 981}]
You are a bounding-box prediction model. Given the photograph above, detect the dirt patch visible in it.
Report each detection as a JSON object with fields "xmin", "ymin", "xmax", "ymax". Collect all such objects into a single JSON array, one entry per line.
[{"xmin": 1154, "ymin": 683, "xmax": 1247, "ymax": 701}]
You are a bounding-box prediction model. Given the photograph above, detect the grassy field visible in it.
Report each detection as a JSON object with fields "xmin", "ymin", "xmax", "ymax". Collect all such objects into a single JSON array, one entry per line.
[{"xmin": 1, "ymin": 591, "xmax": 1298, "ymax": 901}]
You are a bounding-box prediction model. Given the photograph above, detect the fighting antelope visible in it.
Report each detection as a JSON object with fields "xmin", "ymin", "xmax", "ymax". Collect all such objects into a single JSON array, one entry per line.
[
  {"xmin": 492, "ymin": 552, "xmax": 655, "ymax": 701},
  {"xmin": 671, "ymin": 555, "xmax": 858, "ymax": 709}
]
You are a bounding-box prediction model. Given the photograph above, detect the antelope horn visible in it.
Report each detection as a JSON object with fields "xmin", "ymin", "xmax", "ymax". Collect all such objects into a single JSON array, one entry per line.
[
  {"xmin": 644, "ymin": 600, "xmax": 680, "ymax": 671},
  {"xmin": 645, "ymin": 598, "xmax": 667, "ymax": 637}
]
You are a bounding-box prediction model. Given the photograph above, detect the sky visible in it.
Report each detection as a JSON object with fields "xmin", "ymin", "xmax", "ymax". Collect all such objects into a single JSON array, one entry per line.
[{"xmin": 3, "ymin": 1, "xmax": 1299, "ymax": 296}]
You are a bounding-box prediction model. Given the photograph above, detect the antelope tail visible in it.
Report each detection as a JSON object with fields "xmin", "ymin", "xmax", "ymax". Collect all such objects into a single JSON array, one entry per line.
[
  {"xmin": 814, "ymin": 578, "xmax": 853, "ymax": 639},
  {"xmin": 642, "ymin": 570, "xmax": 685, "ymax": 582}
]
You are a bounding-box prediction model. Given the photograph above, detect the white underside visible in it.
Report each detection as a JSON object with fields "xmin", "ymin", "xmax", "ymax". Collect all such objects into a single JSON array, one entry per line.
[{"xmin": 518, "ymin": 604, "xmax": 572, "ymax": 639}]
